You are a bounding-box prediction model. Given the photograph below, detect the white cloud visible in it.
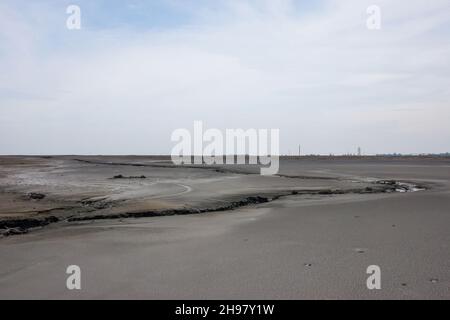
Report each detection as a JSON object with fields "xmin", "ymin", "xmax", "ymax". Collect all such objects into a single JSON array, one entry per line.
[{"xmin": 1, "ymin": 0, "xmax": 449, "ymax": 154}]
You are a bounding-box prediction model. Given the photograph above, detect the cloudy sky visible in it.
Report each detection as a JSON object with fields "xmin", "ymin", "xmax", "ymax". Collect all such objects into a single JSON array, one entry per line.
[{"xmin": 0, "ymin": 0, "xmax": 449, "ymax": 155}]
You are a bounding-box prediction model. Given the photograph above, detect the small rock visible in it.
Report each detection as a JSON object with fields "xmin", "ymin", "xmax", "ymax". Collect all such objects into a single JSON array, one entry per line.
[
  {"xmin": 28, "ymin": 193, "xmax": 46, "ymax": 200},
  {"xmin": 429, "ymin": 278, "xmax": 439, "ymax": 284}
]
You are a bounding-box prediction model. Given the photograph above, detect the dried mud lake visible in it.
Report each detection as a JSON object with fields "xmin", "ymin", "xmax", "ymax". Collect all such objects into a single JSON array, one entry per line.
[{"xmin": 0, "ymin": 156, "xmax": 449, "ymax": 299}]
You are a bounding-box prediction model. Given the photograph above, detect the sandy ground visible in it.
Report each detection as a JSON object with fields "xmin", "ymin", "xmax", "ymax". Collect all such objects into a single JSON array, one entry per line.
[{"xmin": 0, "ymin": 157, "xmax": 449, "ymax": 299}]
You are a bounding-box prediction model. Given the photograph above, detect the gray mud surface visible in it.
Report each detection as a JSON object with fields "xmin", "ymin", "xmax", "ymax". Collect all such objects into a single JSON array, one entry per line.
[
  {"xmin": 0, "ymin": 156, "xmax": 448, "ymax": 299},
  {"xmin": 0, "ymin": 156, "xmax": 426, "ymax": 232}
]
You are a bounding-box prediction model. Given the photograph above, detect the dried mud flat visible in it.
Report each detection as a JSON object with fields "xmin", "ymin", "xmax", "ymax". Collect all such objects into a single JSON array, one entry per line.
[
  {"xmin": 0, "ymin": 156, "xmax": 427, "ymax": 235},
  {"xmin": 0, "ymin": 156, "xmax": 449, "ymax": 299}
]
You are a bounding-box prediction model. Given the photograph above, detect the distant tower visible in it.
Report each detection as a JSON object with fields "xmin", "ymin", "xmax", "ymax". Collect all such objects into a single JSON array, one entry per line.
[
  {"xmin": 357, "ymin": 147, "xmax": 362, "ymax": 156},
  {"xmin": 298, "ymin": 145, "xmax": 301, "ymax": 156}
]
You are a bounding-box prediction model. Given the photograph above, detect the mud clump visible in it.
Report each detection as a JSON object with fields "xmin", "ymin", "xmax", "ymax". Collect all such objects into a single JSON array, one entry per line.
[
  {"xmin": 377, "ymin": 180, "xmax": 397, "ymax": 186},
  {"xmin": 2, "ymin": 227, "xmax": 28, "ymax": 237},
  {"xmin": 28, "ymin": 193, "xmax": 46, "ymax": 200},
  {"xmin": 376, "ymin": 180, "xmax": 427, "ymax": 193}
]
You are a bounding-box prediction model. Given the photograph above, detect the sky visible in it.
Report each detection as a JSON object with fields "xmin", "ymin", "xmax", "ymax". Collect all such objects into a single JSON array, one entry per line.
[{"xmin": 0, "ymin": 0, "xmax": 449, "ymax": 155}]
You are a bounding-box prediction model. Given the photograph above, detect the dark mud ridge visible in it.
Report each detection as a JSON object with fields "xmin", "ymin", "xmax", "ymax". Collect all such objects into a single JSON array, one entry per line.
[
  {"xmin": 0, "ymin": 180, "xmax": 426, "ymax": 237},
  {"xmin": 68, "ymin": 196, "xmax": 272, "ymax": 222},
  {"xmin": 0, "ymin": 196, "xmax": 270, "ymax": 236},
  {"xmin": 0, "ymin": 216, "xmax": 58, "ymax": 236},
  {"xmin": 375, "ymin": 180, "xmax": 427, "ymax": 192},
  {"xmin": 74, "ymin": 158, "xmax": 255, "ymax": 175},
  {"xmin": 66, "ymin": 181, "xmax": 424, "ymax": 223},
  {"xmin": 111, "ymin": 174, "xmax": 147, "ymax": 179}
]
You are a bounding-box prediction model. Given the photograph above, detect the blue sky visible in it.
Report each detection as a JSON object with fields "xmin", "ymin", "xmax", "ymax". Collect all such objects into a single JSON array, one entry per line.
[
  {"xmin": 1, "ymin": 0, "xmax": 450, "ymax": 155},
  {"xmin": 62, "ymin": 0, "xmax": 326, "ymax": 29}
]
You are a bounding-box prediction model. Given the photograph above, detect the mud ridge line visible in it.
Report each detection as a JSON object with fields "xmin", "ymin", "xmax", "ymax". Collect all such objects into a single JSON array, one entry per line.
[
  {"xmin": 61, "ymin": 183, "xmax": 424, "ymax": 222},
  {"xmin": 73, "ymin": 158, "xmax": 342, "ymax": 179},
  {"xmin": 73, "ymin": 158, "xmax": 238, "ymax": 174},
  {"xmin": 275, "ymin": 174, "xmax": 338, "ymax": 180},
  {"xmin": 0, "ymin": 180, "xmax": 426, "ymax": 237}
]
